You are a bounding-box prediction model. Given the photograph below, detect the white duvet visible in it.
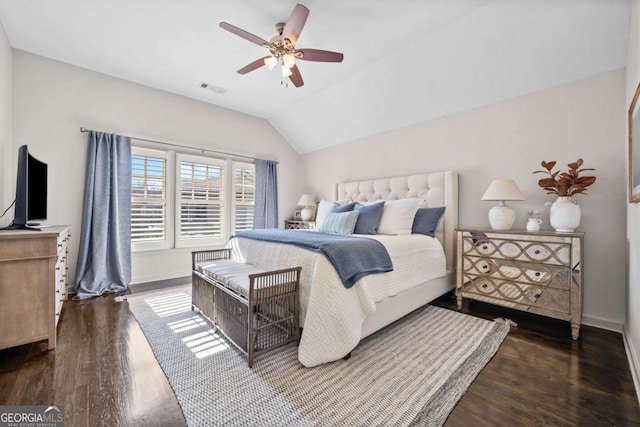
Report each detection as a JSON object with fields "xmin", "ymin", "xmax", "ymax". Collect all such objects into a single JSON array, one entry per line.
[{"xmin": 228, "ymin": 233, "xmax": 446, "ymax": 367}]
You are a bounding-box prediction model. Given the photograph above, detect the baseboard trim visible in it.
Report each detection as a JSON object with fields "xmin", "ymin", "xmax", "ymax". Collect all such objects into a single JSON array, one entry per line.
[
  {"xmin": 623, "ymin": 324, "xmax": 640, "ymax": 406},
  {"xmin": 582, "ymin": 314, "xmax": 624, "ymax": 333},
  {"xmin": 131, "ymin": 270, "xmax": 191, "ymax": 285}
]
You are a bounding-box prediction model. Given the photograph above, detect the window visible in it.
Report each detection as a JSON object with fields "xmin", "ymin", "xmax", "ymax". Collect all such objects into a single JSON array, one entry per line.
[
  {"xmin": 233, "ymin": 162, "xmax": 255, "ymax": 233},
  {"xmin": 131, "ymin": 148, "xmax": 255, "ymax": 251},
  {"xmin": 131, "ymin": 147, "xmax": 171, "ymax": 251},
  {"xmin": 176, "ymin": 154, "xmax": 225, "ymax": 247}
]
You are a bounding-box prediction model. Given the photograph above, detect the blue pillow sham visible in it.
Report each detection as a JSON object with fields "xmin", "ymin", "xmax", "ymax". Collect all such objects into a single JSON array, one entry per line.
[
  {"xmin": 318, "ymin": 211, "xmax": 360, "ymax": 235},
  {"xmin": 354, "ymin": 201, "xmax": 385, "ymax": 235},
  {"xmin": 331, "ymin": 202, "xmax": 357, "ymax": 213},
  {"xmin": 411, "ymin": 207, "xmax": 446, "ymax": 237}
]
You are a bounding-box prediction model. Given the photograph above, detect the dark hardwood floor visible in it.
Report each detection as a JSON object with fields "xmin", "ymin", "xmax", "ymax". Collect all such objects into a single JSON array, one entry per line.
[
  {"xmin": 432, "ymin": 293, "xmax": 640, "ymax": 426},
  {"xmin": 0, "ymin": 287, "xmax": 187, "ymax": 427},
  {"xmin": 1, "ymin": 287, "xmax": 639, "ymax": 426}
]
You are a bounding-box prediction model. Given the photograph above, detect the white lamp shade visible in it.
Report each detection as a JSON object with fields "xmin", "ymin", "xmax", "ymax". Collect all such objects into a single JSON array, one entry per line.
[
  {"xmin": 297, "ymin": 194, "xmax": 316, "ymax": 207},
  {"xmin": 283, "ymin": 54, "xmax": 295, "ymax": 69},
  {"xmin": 264, "ymin": 56, "xmax": 277, "ymax": 70},
  {"xmin": 281, "ymin": 65, "xmax": 293, "ymax": 77},
  {"xmin": 481, "ymin": 179, "xmax": 525, "ymax": 201}
]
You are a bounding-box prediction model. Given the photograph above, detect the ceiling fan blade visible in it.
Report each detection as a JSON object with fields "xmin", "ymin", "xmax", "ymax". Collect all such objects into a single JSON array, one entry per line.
[
  {"xmin": 296, "ymin": 49, "xmax": 344, "ymax": 63},
  {"xmin": 237, "ymin": 57, "xmax": 271, "ymax": 74},
  {"xmin": 219, "ymin": 22, "xmax": 268, "ymax": 47},
  {"xmin": 289, "ymin": 64, "xmax": 304, "ymax": 87},
  {"xmin": 282, "ymin": 4, "xmax": 309, "ymax": 45}
]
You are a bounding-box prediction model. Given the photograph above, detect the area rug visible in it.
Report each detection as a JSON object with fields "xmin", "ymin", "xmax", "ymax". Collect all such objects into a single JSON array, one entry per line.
[{"xmin": 127, "ymin": 289, "xmax": 510, "ymax": 426}]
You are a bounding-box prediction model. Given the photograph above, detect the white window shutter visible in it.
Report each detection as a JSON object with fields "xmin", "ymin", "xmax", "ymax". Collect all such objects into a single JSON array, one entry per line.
[{"xmin": 131, "ymin": 149, "xmax": 168, "ymax": 248}]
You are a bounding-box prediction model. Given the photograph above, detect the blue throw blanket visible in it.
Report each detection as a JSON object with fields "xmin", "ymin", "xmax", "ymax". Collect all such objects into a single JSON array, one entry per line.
[{"xmin": 232, "ymin": 229, "xmax": 393, "ymax": 288}]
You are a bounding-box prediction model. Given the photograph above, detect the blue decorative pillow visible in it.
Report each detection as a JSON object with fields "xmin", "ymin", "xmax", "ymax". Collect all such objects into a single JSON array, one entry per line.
[
  {"xmin": 354, "ymin": 201, "xmax": 385, "ymax": 235},
  {"xmin": 411, "ymin": 207, "xmax": 446, "ymax": 237},
  {"xmin": 331, "ymin": 202, "xmax": 356, "ymax": 213},
  {"xmin": 318, "ymin": 211, "xmax": 360, "ymax": 235}
]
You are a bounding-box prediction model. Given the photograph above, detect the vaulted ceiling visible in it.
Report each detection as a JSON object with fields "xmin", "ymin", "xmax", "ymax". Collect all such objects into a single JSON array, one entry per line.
[{"xmin": 0, "ymin": 0, "xmax": 630, "ymax": 153}]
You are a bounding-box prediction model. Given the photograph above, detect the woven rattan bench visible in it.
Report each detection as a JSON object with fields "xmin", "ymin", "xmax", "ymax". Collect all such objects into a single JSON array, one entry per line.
[{"xmin": 191, "ymin": 248, "xmax": 301, "ymax": 367}]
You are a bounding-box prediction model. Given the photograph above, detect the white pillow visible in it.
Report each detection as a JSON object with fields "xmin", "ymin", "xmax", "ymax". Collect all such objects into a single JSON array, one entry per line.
[
  {"xmin": 377, "ymin": 198, "xmax": 420, "ymax": 235},
  {"xmin": 315, "ymin": 199, "xmax": 337, "ymax": 229}
]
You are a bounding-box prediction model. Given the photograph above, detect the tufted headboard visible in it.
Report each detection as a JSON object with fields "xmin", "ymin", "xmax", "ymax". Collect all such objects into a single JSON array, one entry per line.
[{"xmin": 334, "ymin": 171, "xmax": 459, "ymax": 273}]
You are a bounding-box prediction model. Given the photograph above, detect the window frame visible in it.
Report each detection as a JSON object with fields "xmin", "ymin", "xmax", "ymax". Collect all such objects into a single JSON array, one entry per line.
[
  {"xmin": 130, "ymin": 146, "xmax": 175, "ymax": 252},
  {"xmin": 232, "ymin": 161, "xmax": 256, "ymax": 234},
  {"xmin": 174, "ymin": 153, "xmax": 227, "ymax": 249}
]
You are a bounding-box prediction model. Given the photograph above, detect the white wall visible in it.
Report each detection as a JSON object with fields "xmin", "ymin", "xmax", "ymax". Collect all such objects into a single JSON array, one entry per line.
[
  {"xmin": 625, "ymin": 0, "xmax": 640, "ymax": 397},
  {"xmin": 12, "ymin": 50, "xmax": 301, "ymax": 285},
  {"xmin": 301, "ymin": 69, "xmax": 627, "ymax": 330},
  {"xmin": 0, "ymin": 21, "xmax": 11, "ymax": 225}
]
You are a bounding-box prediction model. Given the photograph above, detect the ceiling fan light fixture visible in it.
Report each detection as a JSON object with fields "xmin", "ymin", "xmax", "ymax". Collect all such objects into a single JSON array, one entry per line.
[
  {"xmin": 281, "ymin": 65, "xmax": 293, "ymax": 78},
  {"xmin": 264, "ymin": 56, "xmax": 277, "ymax": 70},
  {"xmin": 220, "ymin": 4, "xmax": 343, "ymax": 88},
  {"xmin": 282, "ymin": 54, "xmax": 295, "ymax": 69}
]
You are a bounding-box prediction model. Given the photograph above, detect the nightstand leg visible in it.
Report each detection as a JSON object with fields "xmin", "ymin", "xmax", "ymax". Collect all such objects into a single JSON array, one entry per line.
[
  {"xmin": 571, "ymin": 324, "xmax": 580, "ymax": 340},
  {"xmin": 457, "ymin": 294, "xmax": 462, "ymax": 309}
]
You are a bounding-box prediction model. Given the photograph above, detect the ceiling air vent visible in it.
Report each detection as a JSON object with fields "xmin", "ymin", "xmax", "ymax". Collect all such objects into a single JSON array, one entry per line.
[{"xmin": 200, "ymin": 82, "xmax": 227, "ymax": 95}]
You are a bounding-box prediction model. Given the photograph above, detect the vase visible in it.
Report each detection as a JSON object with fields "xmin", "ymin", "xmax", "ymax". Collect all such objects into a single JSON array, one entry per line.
[
  {"xmin": 526, "ymin": 217, "xmax": 542, "ymax": 232},
  {"xmin": 550, "ymin": 196, "xmax": 581, "ymax": 232}
]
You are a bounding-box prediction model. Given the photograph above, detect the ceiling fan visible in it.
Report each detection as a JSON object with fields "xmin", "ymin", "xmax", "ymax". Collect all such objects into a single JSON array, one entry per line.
[{"xmin": 219, "ymin": 4, "xmax": 344, "ymax": 88}]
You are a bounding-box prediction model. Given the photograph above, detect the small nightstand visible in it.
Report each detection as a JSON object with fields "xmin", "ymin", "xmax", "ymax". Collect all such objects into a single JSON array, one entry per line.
[
  {"xmin": 284, "ymin": 220, "xmax": 316, "ymax": 230},
  {"xmin": 456, "ymin": 228, "xmax": 584, "ymax": 340}
]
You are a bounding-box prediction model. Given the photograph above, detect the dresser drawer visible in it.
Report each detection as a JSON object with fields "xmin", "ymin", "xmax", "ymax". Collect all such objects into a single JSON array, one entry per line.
[
  {"xmin": 461, "ymin": 257, "xmax": 571, "ymax": 290},
  {"xmin": 57, "ymin": 229, "xmax": 70, "ymax": 254},
  {"xmin": 461, "ymin": 232, "xmax": 572, "ymax": 267},
  {"xmin": 461, "ymin": 271, "xmax": 571, "ymax": 316}
]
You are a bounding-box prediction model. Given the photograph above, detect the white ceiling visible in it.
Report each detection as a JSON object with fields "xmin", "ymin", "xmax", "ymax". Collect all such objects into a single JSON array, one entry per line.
[{"xmin": 0, "ymin": 0, "xmax": 630, "ymax": 153}]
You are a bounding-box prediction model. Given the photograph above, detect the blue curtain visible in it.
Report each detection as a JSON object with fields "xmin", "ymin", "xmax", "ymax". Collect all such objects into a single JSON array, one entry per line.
[
  {"xmin": 253, "ymin": 159, "xmax": 278, "ymax": 229},
  {"xmin": 75, "ymin": 131, "xmax": 132, "ymax": 299}
]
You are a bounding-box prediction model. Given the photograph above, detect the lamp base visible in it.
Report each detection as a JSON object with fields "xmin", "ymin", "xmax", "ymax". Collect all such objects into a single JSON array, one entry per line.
[
  {"xmin": 301, "ymin": 207, "xmax": 314, "ymax": 221},
  {"xmin": 488, "ymin": 205, "xmax": 516, "ymax": 230}
]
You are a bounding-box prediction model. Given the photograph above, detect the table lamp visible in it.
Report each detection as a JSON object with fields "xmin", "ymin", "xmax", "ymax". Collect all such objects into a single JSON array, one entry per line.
[
  {"xmin": 481, "ymin": 179, "xmax": 525, "ymax": 230},
  {"xmin": 297, "ymin": 194, "xmax": 316, "ymax": 221}
]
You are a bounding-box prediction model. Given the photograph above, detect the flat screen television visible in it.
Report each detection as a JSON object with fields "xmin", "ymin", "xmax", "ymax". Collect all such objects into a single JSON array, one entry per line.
[{"xmin": 3, "ymin": 145, "xmax": 48, "ymax": 230}]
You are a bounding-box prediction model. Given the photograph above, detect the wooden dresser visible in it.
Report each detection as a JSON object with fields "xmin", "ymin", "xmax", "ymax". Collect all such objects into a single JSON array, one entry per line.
[
  {"xmin": 0, "ymin": 226, "xmax": 70, "ymax": 350},
  {"xmin": 456, "ymin": 228, "xmax": 583, "ymax": 339}
]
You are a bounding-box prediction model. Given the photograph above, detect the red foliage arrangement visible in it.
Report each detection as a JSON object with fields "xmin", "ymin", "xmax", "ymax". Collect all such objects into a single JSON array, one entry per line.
[{"xmin": 533, "ymin": 159, "xmax": 596, "ymax": 197}]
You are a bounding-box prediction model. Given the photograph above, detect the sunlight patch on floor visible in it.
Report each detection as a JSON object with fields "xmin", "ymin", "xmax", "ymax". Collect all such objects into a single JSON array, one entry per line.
[
  {"xmin": 143, "ymin": 292, "xmax": 231, "ymax": 359},
  {"xmin": 168, "ymin": 316, "xmax": 207, "ymax": 333},
  {"xmin": 144, "ymin": 292, "xmax": 192, "ymax": 317},
  {"xmin": 181, "ymin": 329, "xmax": 230, "ymax": 359}
]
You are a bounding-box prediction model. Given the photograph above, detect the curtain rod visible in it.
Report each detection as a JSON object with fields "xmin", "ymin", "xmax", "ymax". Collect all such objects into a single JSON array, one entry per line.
[{"xmin": 79, "ymin": 127, "xmax": 278, "ymax": 164}]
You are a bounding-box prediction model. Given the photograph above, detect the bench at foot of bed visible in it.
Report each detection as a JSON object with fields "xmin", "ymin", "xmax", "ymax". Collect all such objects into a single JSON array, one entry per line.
[{"xmin": 192, "ymin": 248, "xmax": 301, "ymax": 368}]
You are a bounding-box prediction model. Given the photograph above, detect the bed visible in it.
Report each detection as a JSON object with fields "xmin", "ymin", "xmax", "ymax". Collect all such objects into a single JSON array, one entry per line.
[{"xmin": 229, "ymin": 171, "xmax": 458, "ymax": 367}]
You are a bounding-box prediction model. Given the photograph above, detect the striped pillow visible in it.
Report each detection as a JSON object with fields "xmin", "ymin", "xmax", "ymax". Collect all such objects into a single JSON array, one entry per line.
[{"xmin": 318, "ymin": 211, "xmax": 360, "ymax": 235}]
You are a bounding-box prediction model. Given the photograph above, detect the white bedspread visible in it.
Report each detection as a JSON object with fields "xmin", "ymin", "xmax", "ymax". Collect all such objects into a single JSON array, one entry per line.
[{"xmin": 228, "ymin": 233, "xmax": 446, "ymax": 367}]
